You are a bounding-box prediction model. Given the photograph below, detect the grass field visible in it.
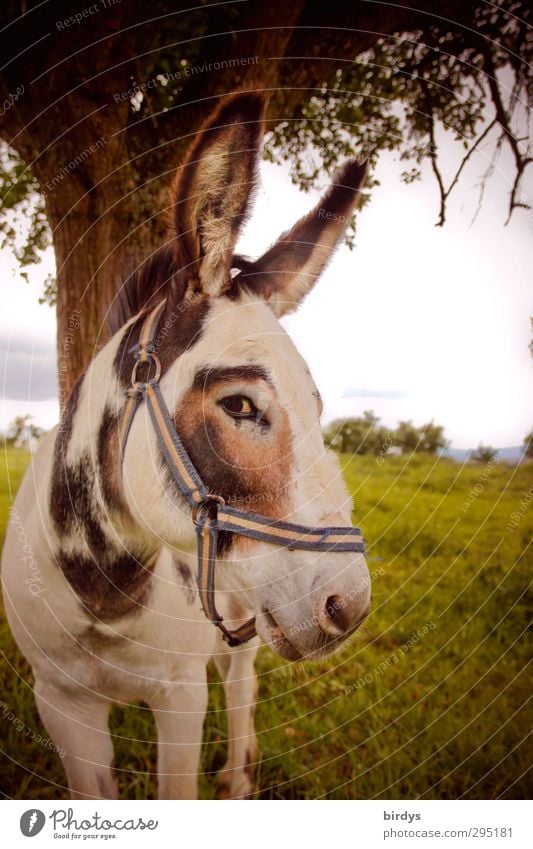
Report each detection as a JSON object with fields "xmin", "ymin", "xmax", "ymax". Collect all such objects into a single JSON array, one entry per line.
[{"xmin": 0, "ymin": 447, "xmax": 530, "ymax": 799}]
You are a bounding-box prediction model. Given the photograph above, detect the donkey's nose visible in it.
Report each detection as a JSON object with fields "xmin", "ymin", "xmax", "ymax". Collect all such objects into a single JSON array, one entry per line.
[{"xmin": 316, "ymin": 591, "xmax": 370, "ymax": 639}]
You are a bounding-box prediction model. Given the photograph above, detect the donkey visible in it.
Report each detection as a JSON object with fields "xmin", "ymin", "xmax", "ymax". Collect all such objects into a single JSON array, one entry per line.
[{"xmin": 1, "ymin": 92, "xmax": 370, "ymax": 800}]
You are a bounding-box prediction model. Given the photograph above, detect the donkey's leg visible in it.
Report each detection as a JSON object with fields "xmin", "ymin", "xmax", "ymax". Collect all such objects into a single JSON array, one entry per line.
[
  {"xmin": 34, "ymin": 680, "xmax": 118, "ymax": 799},
  {"xmin": 150, "ymin": 670, "xmax": 209, "ymax": 800},
  {"xmin": 214, "ymin": 639, "xmax": 260, "ymax": 799}
]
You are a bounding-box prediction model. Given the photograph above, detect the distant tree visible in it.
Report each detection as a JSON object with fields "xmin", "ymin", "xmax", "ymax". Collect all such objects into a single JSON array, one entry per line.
[
  {"xmin": 472, "ymin": 443, "xmax": 498, "ymax": 463},
  {"xmin": 372, "ymin": 424, "xmax": 395, "ymax": 458},
  {"xmin": 419, "ymin": 420, "xmax": 447, "ymax": 454},
  {"xmin": 323, "ymin": 419, "xmax": 348, "ymax": 453},
  {"xmin": 7, "ymin": 414, "xmax": 44, "ymax": 450},
  {"xmin": 8, "ymin": 414, "xmax": 32, "ymax": 445},
  {"xmin": 325, "ymin": 414, "xmax": 447, "ymax": 457},
  {"xmin": 324, "ymin": 410, "xmax": 381, "ymax": 455},
  {"xmin": 29, "ymin": 423, "xmax": 43, "ymax": 441},
  {"xmin": 361, "ymin": 410, "xmax": 382, "ymax": 455},
  {"xmin": 361, "ymin": 410, "xmax": 380, "ymax": 430},
  {"xmin": 395, "ymin": 420, "xmax": 421, "ymax": 454},
  {"xmin": 324, "ymin": 418, "xmax": 366, "ymax": 455},
  {"xmin": 523, "ymin": 428, "xmax": 533, "ymax": 459}
]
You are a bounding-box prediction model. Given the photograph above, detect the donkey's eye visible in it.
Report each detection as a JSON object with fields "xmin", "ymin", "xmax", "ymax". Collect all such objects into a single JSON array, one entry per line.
[{"xmin": 219, "ymin": 395, "xmax": 258, "ymax": 419}]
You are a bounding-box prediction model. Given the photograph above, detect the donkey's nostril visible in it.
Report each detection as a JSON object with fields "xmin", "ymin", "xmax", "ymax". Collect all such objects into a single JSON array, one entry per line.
[
  {"xmin": 317, "ymin": 591, "xmax": 370, "ymax": 640},
  {"xmin": 326, "ymin": 595, "xmax": 341, "ymax": 621},
  {"xmin": 324, "ymin": 594, "xmax": 348, "ymax": 634}
]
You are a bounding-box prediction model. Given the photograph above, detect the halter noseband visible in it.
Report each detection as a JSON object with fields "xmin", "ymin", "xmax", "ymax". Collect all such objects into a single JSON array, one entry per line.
[{"xmin": 119, "ymin": 301, "xmax": 365, "ymax": 647}]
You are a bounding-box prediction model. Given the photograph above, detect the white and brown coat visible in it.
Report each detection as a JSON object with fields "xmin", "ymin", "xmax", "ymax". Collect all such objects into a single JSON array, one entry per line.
[{"xmin": 1, "ymin": 93, "xmax": 370, "ymax": 799}]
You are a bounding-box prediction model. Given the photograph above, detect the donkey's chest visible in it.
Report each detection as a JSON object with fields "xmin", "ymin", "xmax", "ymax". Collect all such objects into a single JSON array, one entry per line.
[
  {"xmin": 61, "ymin": 625, "xmax": 191, "ymax": 703},
  {"xmin": 44, "ymin": 595, "xmax": 212, "ymax": 706}
]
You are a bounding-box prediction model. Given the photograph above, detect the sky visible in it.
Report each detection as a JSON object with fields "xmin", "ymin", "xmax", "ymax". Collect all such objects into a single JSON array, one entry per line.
[{"xmin": 0, "ymin": 134, "xmax": 532, "ymax": 449}]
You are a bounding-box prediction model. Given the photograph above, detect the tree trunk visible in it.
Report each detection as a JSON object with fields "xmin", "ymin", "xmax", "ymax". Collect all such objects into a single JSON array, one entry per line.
[{"xmin": 50, "ymin": 174, "xmax": 168, "ymax": 408}]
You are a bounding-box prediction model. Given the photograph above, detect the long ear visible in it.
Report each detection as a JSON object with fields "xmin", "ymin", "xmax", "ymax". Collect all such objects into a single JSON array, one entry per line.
[
  {"xmin": 170, "ymin": 92, "xmax": 264, "ymax": 296},
  {"xmin": 234, "ymin": 160, "xmax": 367, "ymax": 316}
]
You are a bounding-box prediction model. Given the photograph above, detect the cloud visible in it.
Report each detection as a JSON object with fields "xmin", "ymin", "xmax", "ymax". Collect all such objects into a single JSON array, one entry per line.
[
  {"xmin": 0, "ymin": 337, "xmax": 58, "ymax": 402},
  {"xmin": 342, "ymin": 387, "xmax": 408, "ymax": 400}
]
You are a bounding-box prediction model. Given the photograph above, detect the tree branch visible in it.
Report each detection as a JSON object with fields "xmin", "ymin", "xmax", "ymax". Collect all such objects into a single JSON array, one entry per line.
[
  {"xmin": 470, "ymin": 132, "xmax": 504, "ymax": 227},
  {"xmin": 428, "ymin": 106, "xmax": 497, "ymax": 226},
  {"xmin": 480, "ymin": 41, "xmax": 532, "ymax": 223}
]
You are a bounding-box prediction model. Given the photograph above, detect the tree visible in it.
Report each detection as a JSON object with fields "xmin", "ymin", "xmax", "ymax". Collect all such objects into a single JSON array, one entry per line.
[
  {"xmin": 523, "ymin": 428, "xmax": 533, "ymax": 459},
  {"xmin": 395, "ymin": 420, "xmax": 421, "ymax": 454},
  {"xmin": 0, "ymin": 1, "xmax": 530, "ymax": 397},
  {"xmin": 472, "ymin": 443, "xmax": 498, "ymax": 463},
  {"xmin": 6, "ymin": 414, "xmax": 43, "ymax": 449},
  {"xmin": 324, "ymin": 418, "xmax": 368, "ymax": 455},
  {"xmin": 419, "ymin": 420, "xmax": 447, "ymax": 454},
  {"xmin": 324, "ymin": 411, "xmax": 382, "ymax": 455},
  {"xmin": 325, "ymin": 413, "xmax": 448, "ymax": 456}
]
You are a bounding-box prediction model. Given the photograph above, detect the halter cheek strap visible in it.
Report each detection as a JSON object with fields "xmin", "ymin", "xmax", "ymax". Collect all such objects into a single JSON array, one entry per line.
[{"xmin": 119, "ymin": 301, "xmax": 365, "ymax": 648}]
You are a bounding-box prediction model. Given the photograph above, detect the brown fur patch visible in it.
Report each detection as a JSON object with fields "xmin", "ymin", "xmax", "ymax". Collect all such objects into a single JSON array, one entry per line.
[
  {"xmin": 50, "ymin": 373, "xmax": 84, "ymax": 534},
  {"xmin": 57, "ymin": 547, "xmax": 156, "ymax": 622},
  {"xmin": 113, "ymin": 295, "xmax": 210, "ymax": 390},
  {"xmin": 174, "ymin": 384, "xmax": 293, "ymax": 523},
  {"xmin": 108, "ymin": 245, "xmax": 183, "ymax": 337},
  {"xmin": 172, "ymin": 557, "xmax": 196, "ymax": 606},
  {"xmin": 97, "ymin": 406, "xmax": 128, "ymax": 514}
]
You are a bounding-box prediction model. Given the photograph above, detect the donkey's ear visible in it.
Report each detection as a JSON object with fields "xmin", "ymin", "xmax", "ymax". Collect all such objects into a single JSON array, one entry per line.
[
  {"xmin": 236, "ymin": 160, "xmax": 367, "ymax": 316},
  {"xmin": 170, "ymin": 92, "xmax": 264, "ymax": 297}
]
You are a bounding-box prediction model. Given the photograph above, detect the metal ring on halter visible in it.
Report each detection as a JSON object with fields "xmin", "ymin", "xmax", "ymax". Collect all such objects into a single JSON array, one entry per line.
[
  {"xmin": 131, "ymin": 352, "xmax": 162, "ymax": 387},
  {"xmin": 192, "ymin": 493, "xmax": 226, "ymax": 525}
]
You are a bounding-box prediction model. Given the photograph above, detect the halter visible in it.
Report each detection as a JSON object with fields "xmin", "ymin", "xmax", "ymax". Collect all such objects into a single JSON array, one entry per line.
[{"xmin": 119, "ymin": 301, "xmax": 365, "ymax": 647}]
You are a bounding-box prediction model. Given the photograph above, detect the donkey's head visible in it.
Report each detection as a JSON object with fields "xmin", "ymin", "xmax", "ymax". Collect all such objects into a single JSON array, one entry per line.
[{"xmin": 121, "ymin": 92, "xmax": 370, "ymax": 660}]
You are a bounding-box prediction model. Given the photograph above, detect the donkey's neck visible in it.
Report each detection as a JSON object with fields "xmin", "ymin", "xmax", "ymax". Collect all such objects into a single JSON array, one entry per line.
[{"xmin": 49, "ymin": 325, "xmax": 159, "ymax": 622}]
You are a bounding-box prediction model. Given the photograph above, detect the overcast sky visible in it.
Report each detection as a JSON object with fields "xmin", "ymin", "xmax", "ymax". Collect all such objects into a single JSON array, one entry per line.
[{"xmin": 1, "ymin": 136, "xmax": 532, "ymax": 448}]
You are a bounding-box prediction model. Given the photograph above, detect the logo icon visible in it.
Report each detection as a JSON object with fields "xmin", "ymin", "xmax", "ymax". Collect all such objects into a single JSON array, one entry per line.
[{"xmin": 20, "ymin": 810, "xmax": 46, "ymax": 837}]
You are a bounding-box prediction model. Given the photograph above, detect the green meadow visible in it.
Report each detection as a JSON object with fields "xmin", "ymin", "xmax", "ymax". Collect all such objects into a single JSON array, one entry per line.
[{"xmin": 0, "ymin": 448, "xmax": 530, "ymax": 799}]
